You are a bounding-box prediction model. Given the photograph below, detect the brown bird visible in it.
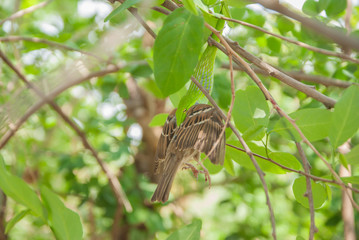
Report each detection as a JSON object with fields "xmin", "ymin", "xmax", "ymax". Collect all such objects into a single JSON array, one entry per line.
[{"xmin": 151, "ymin": 104, "xmax": 226, "ymax": 203}]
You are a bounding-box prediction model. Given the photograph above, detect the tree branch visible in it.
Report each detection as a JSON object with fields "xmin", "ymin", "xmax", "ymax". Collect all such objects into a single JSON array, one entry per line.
[
  {"xmin": 221, "ymin": 16, "xmax": 359, "ymax": 64},
  {"xmin": 222, "ymin": 63, "xmax": 355, "ymax": 88},
  {"xmin": 0, "ymin": 0, "xmax": 53, "ymax": 26},
  {"xmin": 0, "ymin": 36, "xmax": 104, "ymax": 60},
  {"xmin": 206, "ymin": 27, "xmax": 359, "ymax": 211},
  {"xmin": 0, "ymin": 50, "xmax": 132, "ymax": 212},
  {"xmin": 226, "ymin": 143, "xmax": 359, "ymax": 194},
  {"xmin": 296, "ymin": 142, "xmax": 317, "ymax": 239},
  {"xmin": 251, "ymin": 0, "xmax": 359, "ymax": 52},
  {"xmin": 206, "ymin": 23, "xmax": 277, "ymax": 239},
  {"xmin": 221, "ymin": 37, "xmax": 337, "ymax": 108}
]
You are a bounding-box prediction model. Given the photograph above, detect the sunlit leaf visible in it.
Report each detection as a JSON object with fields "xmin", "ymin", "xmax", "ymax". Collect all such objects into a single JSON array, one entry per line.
[
  {"xmin": 242, "ymin": 125, "xmax": 266, "ymax": 141},
  {"xmin": 267, "ymin": 37, "xmax": 281, "ymax": 53},
  {"xmin": 268, "ymin": 152, "xmax": 302, "ymax": 172},
  {"xmin": 329, "ymin": 85, "xmax": 359, "ymax": 148},
  {"xmin": 182, "ymin": 0, "xmax": 198, "ymax": 15},
  {"xmin": 5, "ymin": 209, "xmax": 31, "ymax": 234},
  {"xmin": 226, "ymin": 141, "xmax": 292, "ymax": 174},
  {"xmin": 346, "ymin": 145, "xmax": 359, "ymax": 165},
  {"xmin": 41, "ymin": 187, "xmax": 83, "ymax": 240},
  {"xmin": 293, "ymin": 177, "xmax": 327, "ymax": 209},
  {"xmin": 0, "ymin": 162, "xmax": 45, "ymax": 220},
  {"xmin": 341, "ymin": 176, "xmax": 359, "ymax": 185},
  {"xmin": 149, "ymin": 113, "xmax": 169, "ymax": 127},
  {"xmin": 203, "ymin": 156, "xmax": 223, "ymax": 174},
  {"xmin": 167, "ymin": 219, "xmax": 202, "ymax": 240},
  {"xmin": 232, "ymin": 86, "xmax": 269, "ymax": 134},
  {"xmin": 324, "ymin": 0, "xmax": 347, "ymax": 17},
  {"xmin": 154, "ymin": 8, "xmax": 204, "ymax": 96},
  {"xmin": 273, "ymin": 108, "xmax": 332, "ymax": 142},
  {"xmin": 302, "ymin": 0, "xmax": 320, "ymax": 16},
  {"xmin": 104, "ymin": 0, "xmax": 142, "ymax": 22}
]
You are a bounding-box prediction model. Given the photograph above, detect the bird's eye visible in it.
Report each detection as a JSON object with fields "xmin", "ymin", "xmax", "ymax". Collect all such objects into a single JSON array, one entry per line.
[{"xmin": 183, "ymin": 109, "xmax": 187, "ymax": 113}]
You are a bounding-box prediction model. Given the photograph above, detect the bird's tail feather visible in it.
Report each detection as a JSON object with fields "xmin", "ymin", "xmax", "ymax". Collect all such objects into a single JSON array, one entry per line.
[{"xmin": 151, "ymin": 154, "xmax": 181, "ymax": 203}]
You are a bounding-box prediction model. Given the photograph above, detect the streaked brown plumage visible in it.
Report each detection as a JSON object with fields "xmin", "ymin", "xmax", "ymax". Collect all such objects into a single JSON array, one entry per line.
[{"xmin": 151, "ymin": 104, "xmax": 225, "ymax": 203}]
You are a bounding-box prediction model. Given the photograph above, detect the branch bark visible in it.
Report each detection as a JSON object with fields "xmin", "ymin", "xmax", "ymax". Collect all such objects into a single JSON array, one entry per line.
[
  {"xmin": 0, "ymin": 0, "xmax": 53, "ymax": 26},
  {"xmin": 0, "ymin": 36, "xmax": 104, "ymax": 60},
  {"xmin": 221, "ymin": 16, "xmax": 359, "ymax": 64},
  {"xmin": 296, "ymin": 143, "xmax": 317, "ymax": 239},
  {"xmin": 251, "ymin": 0, "xmax": 359, "ymax": 52},
  {"xmin": 222, "ymin": 64, "xmax": 355, "ymax": 88}
]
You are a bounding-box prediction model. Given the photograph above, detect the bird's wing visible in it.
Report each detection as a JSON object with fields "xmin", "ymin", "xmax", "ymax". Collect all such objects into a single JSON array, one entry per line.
[
  {"xmin": 154, "ymin": 109, "xmax": 177, "ymax": 174},
  {"xmin": 171, "ymin": 104, "xmax": 225, "ymax": 165}
]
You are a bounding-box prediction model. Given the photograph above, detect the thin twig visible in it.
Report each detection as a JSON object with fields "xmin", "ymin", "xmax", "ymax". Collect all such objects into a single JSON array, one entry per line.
[
  {"xmin": 0, "ymin": 50, "xmax": 133, "ymax": 212},
  {"xmin": 221, "ymin": 16, "xmax": 359, "ymax": 64},
  {"xmin": 202, "ymin": 43, "xmax": 235, "ymax": 177},
  {"xmin": 213, "ymin": 35, "xmax": 359, "ymax": 211},
  {"xmin": 0, "ymin": 36, "xmax": 104, "ymax": 60},
  {"xmin": 251, "ymin": 0, "xmax": 359, "ymax": 52},
  {"xmin": 0, "ymin": 0, "xmax": 53, "ymax": 26},
  {"xmin": 225, "ymin": 143, "xmax": 359, "ymax": 194},
  {"xmin": 222, "ymin": 63, "xmax": 355, "ymax": 88},
  {"xmin": 113, "ymin": 0, "xmax": 157, "ymax": 38},
  {"xmin": 296, "ymin": 142, "xmax": 317, "ymax": 239},
  {"xmin": 0, "ymin": 65, "xmax": 122, "ymax": 149},
  {"xmin": 153, "ymin": 1, "xmax": 337, "ymax": 107},
  {"xmin": 191, "ymin": 75, "xmax": 277, "ymax": 240},
  {"xmin": 206, "ymin": 23, "xmax": 277, "ymax": 239},
  {"xmin": 220, "ymin": 38, "xmax": 337, "ymax": 108}
]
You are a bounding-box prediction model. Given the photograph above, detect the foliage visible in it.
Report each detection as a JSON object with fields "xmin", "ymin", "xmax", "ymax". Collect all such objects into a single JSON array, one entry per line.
[{"xmin": 0, "ymin": 0, "xmax": 359, "ymax": 239}]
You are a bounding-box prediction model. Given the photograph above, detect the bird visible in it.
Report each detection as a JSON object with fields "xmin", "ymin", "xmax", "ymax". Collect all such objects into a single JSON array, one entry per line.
[
  {"xmin": 151, "ymin": 104, "xmax": 226, "ymax": 203},
  {"xmin": 151, "ymin": 15, "xmax": 226, "ymax": 203}
]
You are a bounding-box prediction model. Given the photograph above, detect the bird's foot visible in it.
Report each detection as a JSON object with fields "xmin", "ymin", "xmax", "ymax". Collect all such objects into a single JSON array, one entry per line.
[
  {"xmin": 196, "ymin": 160, "xmax": 211, "ymax": 188},
  {"xmin": 183, "ymin": 163, "xmax": 200, "ymax": 179}
]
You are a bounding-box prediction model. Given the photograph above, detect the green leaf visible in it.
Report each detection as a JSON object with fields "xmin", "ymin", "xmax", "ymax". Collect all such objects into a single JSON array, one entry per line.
[
  {"xmin": 268, "ymin": 152, "xmax": 302, "ymax": 171},
  {"xmin": 232, "ymin": 86, "xmax": 269, "ymax": 134},
  {"xmin": 202, "ymin": 0, "xmax": 217, "ymax": 6},
  {"xmin": 273, "ymin": 108, "xmax": 332, "ymax": 142},
  {"xmin": 182, "ymin": 0, "xmax": 198, "ymax": 15},
  {"xmin": 222, "ymin": 2, "xmax": 235, "ymax": 28},
  {"xmin": 225, "ymin": 0, "xmax": 249, "ymax": 9},
  {"xmin": 41, "ymin": 187, "xmax": 83, "ymax": 240},
  {"xmin": 292, "ymin": 177, "xmax": 327, "ymax": 209},
  {"xmin": 242, "ymin": 125, "xmax": 266, "ymax": 141},
  {"xmin": 346, "ymin": 145, "xmax": 359, "ymax": 165},
  {"xmin": 167, "ymin": 219, "xmax": 202, "ymax": 240},
  {"xmin": 277, "ymin": 16, "xmax": 294, "ymax": 35},
  {"xmin": 341, "ymin": 176, "xmax": 359, "ymax": 185},
  {"xmin": 154, "ymin": 8, "xmax": 204, "ymax": 96},
  {"xmin": 149, "ymin": 113, "xmax": 169, "ymax": 127},
  {"xmin": 339, "ymin": 153, "xmax": 348, "ymax": 170},
  {"xmin": 5, "ymin": 209, "xmax": 31, "ymax": 234},
  {"xmin": 226, "ymin": 141, "xmax": 290, "ymax": 174},
  {"xmin": 329, "ymin": 85, "xmax": 359, "ymax": 148},
  {"xmin": 267, "ymin": 37, "xmax": 281, "ymax": 53},
  {"xmin": 104, "ymin": 0, "xmax": 142, "ymax": 22},
  {"xmin": 203, "ymin": 156, "xmax": 223, "ymax": 175},
  {"xmin": 302, "ymin": 0, "xmax": 320, "ymax": 16},
  {"xmin": 224, "ymin": 154, "xmax": 235, "ymax": 176},
  {"xmin": 318, "ymin": 0, "xmax": 329, "ymax": 11},
  {"xmin": 169, "ymin": 84, "xmax": 189, "ymax": 107},
  {"xmin": 0, "ymin": 163, "xmax": 45, "ymax": 220},
  {"xmin": 324, "ymin": 0, "xmax": 346, "ymax": 17}
]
